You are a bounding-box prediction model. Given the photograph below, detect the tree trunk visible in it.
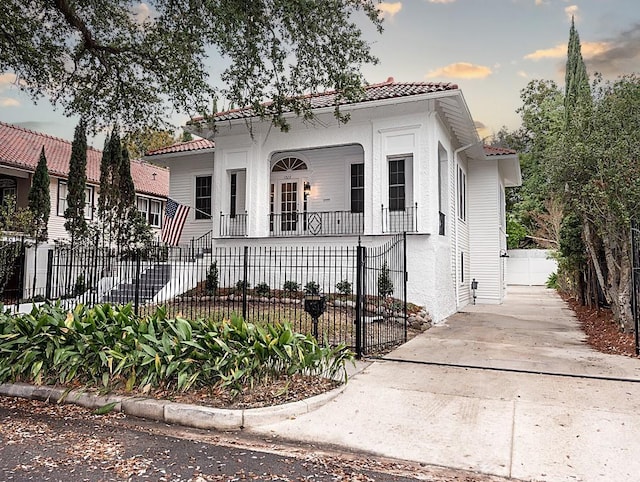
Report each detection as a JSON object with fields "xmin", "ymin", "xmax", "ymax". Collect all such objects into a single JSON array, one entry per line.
[{"xmin": 583, "ymin": 222, "xmax": 609, "ymax": 305}]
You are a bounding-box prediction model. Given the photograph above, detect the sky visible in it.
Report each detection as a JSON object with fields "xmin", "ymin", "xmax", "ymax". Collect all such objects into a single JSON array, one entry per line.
[{"xmin": 0, "ymin": 0, "xmax": 639, "ymax": 147}]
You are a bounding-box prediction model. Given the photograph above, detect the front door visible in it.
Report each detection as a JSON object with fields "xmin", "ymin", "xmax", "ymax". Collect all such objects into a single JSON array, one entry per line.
[{"xmin": 280, "ymin": 181, "xmax": 298, "ymax": 232}]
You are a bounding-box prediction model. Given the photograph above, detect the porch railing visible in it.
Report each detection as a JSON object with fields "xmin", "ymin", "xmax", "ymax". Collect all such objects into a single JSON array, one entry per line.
[
  {"xmin": 382, "ymin": 203, "xmax": 418, "ymax": 233},
  {"xmin": 269, "ymin": 210, "xmax": 364, "ymax": 237},
  {"xmin": 219, "ymin": 212, "xmax": 247, "ymax": 237}
]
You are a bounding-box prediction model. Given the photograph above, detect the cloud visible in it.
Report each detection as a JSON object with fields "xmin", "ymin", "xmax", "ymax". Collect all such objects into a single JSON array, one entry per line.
[
  {"xmin": 535, "ymin": 0, "xmax": 548, "ymax": 5},
  {"xmin": 587, "ymin": 23, "xmax": 640, "ymax": 76},
  {"xmin": 378, "ymin": 2, "xmax": 402, "ymax": 19},
  {"xmin": 0, "ymin": 73, "xmax": 17, "ymax": 91},
  {"xmin": 426, "ymin": 62, "xmax": 492, "ymax": 79},
  {"xmin": 427, "ymin": 0, "xmax": 456, "ymax": 3},
  {"xmin": 0, "ymin": 97, "xmax": 20, "ymax": 107},
  {"xmin": 131, "ymin": 2, "xmax": 152, "ymax": 24},
  {"xmin": 524, "ymin": 41, "xmax": 610, "ymax": 60},
  {"xmin": 474, "ymin": 121, "xmax": 490, "ymax": 139},
  {"xmin": 565, "ymin": 5, "xmax": 579, "ymax": 22},
  {"xmin": 517, "ymin": 70, "xmax": 528, "ymax": 78}
]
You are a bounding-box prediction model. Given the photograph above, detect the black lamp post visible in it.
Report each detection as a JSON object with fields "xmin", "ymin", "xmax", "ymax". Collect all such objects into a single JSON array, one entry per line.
[
  {"xmin": 471, "ymin": 278, "xmax": 478, "ymax": 305},
  {"xmin": 304, "ymin": 293, "xmax": 326, "ymax": 340}
]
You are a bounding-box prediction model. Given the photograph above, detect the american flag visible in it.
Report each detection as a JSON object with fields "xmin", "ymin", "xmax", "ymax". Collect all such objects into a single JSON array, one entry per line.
[{"xmin": 161, "ymin": 198, "xmax": 190, "ymax": 246}]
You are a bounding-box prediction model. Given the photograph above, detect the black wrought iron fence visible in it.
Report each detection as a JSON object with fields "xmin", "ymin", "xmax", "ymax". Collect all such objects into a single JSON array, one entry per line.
[
  {"xmin": 42, "ymin": 233, "xmax": 407, "ymax": 355},
  {"xmin": 382, "ymin": 203, "xmax": 418, "ymax": 233},
  {"xmin": 269, "ymin": 211, "xmax": 364, "ymax": 237},
  {"xmin": 0, "ymin": 237, "xmax": 26, "ymax": 306}
]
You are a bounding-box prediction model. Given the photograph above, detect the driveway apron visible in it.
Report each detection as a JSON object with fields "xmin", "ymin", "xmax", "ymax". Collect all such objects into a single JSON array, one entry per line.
[{"xmin": 250, "ymin": 286, "xmax": 640, "ymax": 481}]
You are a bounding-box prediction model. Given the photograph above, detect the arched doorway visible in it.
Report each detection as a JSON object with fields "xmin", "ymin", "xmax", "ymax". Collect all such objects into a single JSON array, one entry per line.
[{"xmin": 270, "ymin": 156, "xmax": 309, "ymax": 234}]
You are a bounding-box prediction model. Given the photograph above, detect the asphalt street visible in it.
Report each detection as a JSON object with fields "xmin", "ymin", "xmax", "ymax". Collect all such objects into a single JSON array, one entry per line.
[{"xmin": 0, "ymin": 396, "xmax": 506, "ymax": 482}]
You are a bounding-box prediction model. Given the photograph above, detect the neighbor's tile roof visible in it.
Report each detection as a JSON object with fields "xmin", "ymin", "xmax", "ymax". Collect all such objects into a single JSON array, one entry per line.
[
  {"xmin": 146, "ymin": 137, "xmax": 215, "ymax": 156},
  {"xmin": 191, "ymin": 77, "xmax": 459, "ymax": 123},
  {"xmin": 483, "ymin": 146, "xmax": 518, "ymax": 156},
  {"xmin": 0, "ymin": 122, "xmax": 168, "ymax": 198}
]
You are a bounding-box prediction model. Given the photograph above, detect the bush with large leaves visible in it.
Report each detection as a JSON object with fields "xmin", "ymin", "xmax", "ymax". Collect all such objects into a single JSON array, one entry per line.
[{"xmin": 0, "ymin": 303, "xmax": 353, "ymax": 395}]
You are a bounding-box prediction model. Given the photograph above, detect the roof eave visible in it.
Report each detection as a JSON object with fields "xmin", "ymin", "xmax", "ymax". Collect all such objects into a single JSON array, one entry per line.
[{"xmin": 189, "ymin": 89, "xmax": 467, "ymax": 140}]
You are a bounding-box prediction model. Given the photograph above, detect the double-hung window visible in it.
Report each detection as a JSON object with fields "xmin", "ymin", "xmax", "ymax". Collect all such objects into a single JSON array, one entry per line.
[
  {"xmin": 350, "ymin": 163, "xmax": 364, "ymax": 213},
  {"xmin": 57, "ymin": 180, "xmax": 94, "ymax": 219},
  {"xmin": 388, "ymin": 158, "xmax": 406, "ymax": 212},
  {"xmin": 136, "ymin": 196, "xmax": 162, "ymax": 227},
  {"xmin": 457, "ymin": 166, "xmax": 467, "ymax": 221},
  {"xmin": 195, "ymin": 175, "xmax": 212, "ymax": 220}
]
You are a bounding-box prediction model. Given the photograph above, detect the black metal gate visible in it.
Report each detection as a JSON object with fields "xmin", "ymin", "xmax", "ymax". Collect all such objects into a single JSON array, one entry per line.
[
  {"xmin": 355, "ymin": 233, "xmax": 407, "ymax": 356},
  {"xmin": 631, "ymin": 221, "xmax": 640, "ymax": 355}
]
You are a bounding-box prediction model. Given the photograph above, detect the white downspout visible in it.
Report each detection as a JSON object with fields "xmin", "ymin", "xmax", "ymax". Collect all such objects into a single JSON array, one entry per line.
[{"xmin": 453, "ymin": 142, "xmax": 475, "ymax": 308}]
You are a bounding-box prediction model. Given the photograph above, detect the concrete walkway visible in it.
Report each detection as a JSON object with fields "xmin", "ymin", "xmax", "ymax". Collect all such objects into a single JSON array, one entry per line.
[{"xmin": 249, "ymin": 286, "xmax": 640, "ymax": 481}]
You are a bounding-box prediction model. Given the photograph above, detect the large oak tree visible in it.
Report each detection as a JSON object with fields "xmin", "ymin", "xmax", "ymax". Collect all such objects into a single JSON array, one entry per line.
[{"xmin": 0, "ymin": 0, "xmax": 382, "ymax": 132}]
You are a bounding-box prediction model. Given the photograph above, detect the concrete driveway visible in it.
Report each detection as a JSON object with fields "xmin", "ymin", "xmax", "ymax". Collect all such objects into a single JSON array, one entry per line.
[{"xmin": 250, "ymin": 286, "xmax": 640, "ymax": 481}]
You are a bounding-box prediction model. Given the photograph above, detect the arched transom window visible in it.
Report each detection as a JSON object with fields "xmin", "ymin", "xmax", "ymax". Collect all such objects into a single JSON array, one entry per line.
[{"xmin": 272, "ymin": 157, "xmax": 308, "ymax": 172}]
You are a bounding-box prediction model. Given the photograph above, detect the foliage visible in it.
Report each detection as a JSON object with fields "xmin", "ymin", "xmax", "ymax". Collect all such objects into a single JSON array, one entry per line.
[
  {"xmin": 254, "ymin": 282, "xmax": 271, "ymax": 298},
  {"xmin": 0, "ymin": 0, "xmax": 383, "ymax": 132},
  {"xmin": 235, "ymin": 280, "xmax": 250, "ymax": 293},
  {"xmin": 28, "ymin": 147, "xmax": 51, "ymax": 242},
  {"xmin": 0, "ymin": 196, "xmax": 34, "ymax": 235},
  {"xmin": 506, "ymin": 214, "xmax": 527, "ymax": 249},
  {"xmin": 377, "ymin": 261, "xmax": 394, "ymax": 297},
  {"xmin": 74, "ymin": 274, "xmax": 86, "ymax": 297},
  {"xmin": 283, "ymin": 280, "xmax": 300, "ymax": 294},
  {"xmin": 336, "ymin": 280, "xmax": 353, "ymax": 296},
  {"xmin": 64, "ymin": 121, "xmax": 89, "ymax": 241},
  {"xmin": 0, "ymin": 241, "xmax": 23, "ymax": 298},
  {"xmin": 0, "ymin": 303, "xmax": 354, "ymax": 394},
  {"xmin": 205, "ymin": 262, "xmax": 218, "ymax": 296},
  {"xmin": 303, "ymin": 281, "xmax": 320, "ymax": 296},
  {"xmin": 124, "ymin": 129, "xmax": 176, "ymax": 159},
  {"xmin": 546, "ymin": 272, "xmax": 558, "ymax": 289},
  {"xmin": 97, "ymin": 131, "xmax": 118, "ymax": 224}
]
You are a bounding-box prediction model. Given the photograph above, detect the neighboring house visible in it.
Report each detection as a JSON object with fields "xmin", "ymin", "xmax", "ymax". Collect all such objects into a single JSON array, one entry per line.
[
  {"xmin": 0, "ymin": 122, "xmax": 169, "ymax": 241},
  {"xmin": 146, "ymin": 78, "xmax": 521, "ymax": 322}
]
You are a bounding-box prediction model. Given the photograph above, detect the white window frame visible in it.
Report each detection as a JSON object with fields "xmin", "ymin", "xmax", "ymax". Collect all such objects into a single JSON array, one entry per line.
[
  {"xmin": 136, "ymin": 195, "xmax": 162, "ymax": 228},
  {"xmin": 457, "ymin": 166, "xmax": 467, "ymax": 222},
  {"xmin": 58, "ymin": 180, "xmax": 94, "ymax": 220}
]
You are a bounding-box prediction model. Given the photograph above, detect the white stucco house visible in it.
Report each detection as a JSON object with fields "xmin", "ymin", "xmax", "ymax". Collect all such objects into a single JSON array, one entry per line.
[{"xmin": 146, "ymin": 78, "xmax": 521, "ymax": 322}]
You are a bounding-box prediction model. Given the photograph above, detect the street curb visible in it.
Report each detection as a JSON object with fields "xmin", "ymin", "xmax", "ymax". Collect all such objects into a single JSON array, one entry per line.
[{"xmin": 0, "ymin": 381, "xmax": 347, "ymax": 431}]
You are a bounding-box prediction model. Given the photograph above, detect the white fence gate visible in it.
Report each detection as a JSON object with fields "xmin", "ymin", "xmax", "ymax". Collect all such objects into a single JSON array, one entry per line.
[{"xmin": 506, "ymin": 249, "xmax": 557, "ymax": 286}]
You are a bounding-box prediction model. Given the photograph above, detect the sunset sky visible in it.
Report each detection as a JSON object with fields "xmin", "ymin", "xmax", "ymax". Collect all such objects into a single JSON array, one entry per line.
[{"xmin": 1, "ymin": 0, "xmax": 639, "ymax": 146}]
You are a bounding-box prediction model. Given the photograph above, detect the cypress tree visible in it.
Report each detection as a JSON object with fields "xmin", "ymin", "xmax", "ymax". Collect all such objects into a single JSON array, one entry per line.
[
  {"xmin": 564, "ymin": 16, "xmax": 592, "ymax": 127},
  {"xmin": 28, "ymin": 147, "xmax": 51, "ymax": 242},
  {"xmin": 97, "ymin": 132, "xmax": 112, "ymax": 220},
  {"xmin": 64, "ymin": 121, "xmax": 88, "ymax": 240},
  {"xmin": 119, "ymin": 144, "xmax": 136, "ymax": 216}
]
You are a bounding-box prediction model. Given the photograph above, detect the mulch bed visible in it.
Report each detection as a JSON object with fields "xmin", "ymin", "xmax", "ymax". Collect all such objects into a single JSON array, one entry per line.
[{"xmin": 561, "ymin": 293, "xmax": 639, "ymax": 358}]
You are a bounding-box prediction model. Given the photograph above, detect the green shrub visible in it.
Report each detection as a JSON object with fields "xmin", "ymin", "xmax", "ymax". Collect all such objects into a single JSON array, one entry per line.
[
  {"xmin": 0, "ymin": 302, "xmax": 353, "ymax": 395},
  {"xmin": 205, "ymin": 261, "xmax": 218, "ymax": 295},
  {"xmin": 546, "ymin": 272, "xmax": 559, "ymax": 289},
  {"xmin": 235, "ymin": 279, "xmax": 250, "ymax": 293},
  {"xmin": 304, "ymin": 281, "xmax": 321, "ymax": 295},
  {"xmin": 335, "ymin": 279, "xmax": 352, "ymax": 296},
  {"xmin": 254, "ymin": 282, "xmax": 270, "ymax": 297},
  {"xmin": 378, "ymin": 261, "xmax": 394, "ymax": 297},
  {"xmin": 74, "ymin": 274, "xmax": 86, "ymax": 297},
  {"xmin": 283, "ymin": 280, "xmax": 300, "ymax": 294}
]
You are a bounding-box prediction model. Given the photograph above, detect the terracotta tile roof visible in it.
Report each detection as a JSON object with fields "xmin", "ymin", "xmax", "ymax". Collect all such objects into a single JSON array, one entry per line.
[
  {"xmin": 0, "ymin": 122, "xmax": 168, "ymax": 198},
  {"xmin": 146, "ymin": 137, "xmax": 215, "ymax": 156},
  {"xmin": 483, "ymin": 145, "xmax": 517, "ymax": 156},
  {"xmin": 191, "ymin": 77, "xmax": 459, "ymax": 123}
]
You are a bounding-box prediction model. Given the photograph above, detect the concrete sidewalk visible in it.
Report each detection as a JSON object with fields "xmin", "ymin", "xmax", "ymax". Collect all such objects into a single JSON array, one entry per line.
[{"xmin": 249, "ymin": 286, "xmax": 640, "ymax": 481}]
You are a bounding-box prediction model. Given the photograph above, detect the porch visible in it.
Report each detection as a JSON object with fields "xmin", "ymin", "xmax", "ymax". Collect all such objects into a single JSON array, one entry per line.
[{"xmin": 217, "ymin": 143, "xmax": 420, "ymax": 238}]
